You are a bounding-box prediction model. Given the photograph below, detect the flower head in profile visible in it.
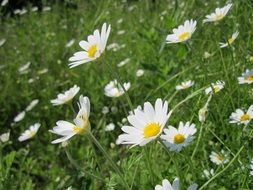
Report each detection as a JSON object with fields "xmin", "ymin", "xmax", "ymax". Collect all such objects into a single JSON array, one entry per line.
[
  {"xmin": 210, "ymin": 150, "xmax": 229, "ymax": 165},
  {"xmin": 238, "ymin": 69, "xmax": 253, "ymax": 84},
  {"xmin": 104, "ymin": 79, "xmax": 130, "ymax": 98},
  {"xmin": 155, "ymin": 178, "xmax": 198, "ymax": 190},
  {"xmin": 175, "ymin": 80, "xmax": 194, "ymax": 91},
  {"xmin": 166, "ymin": 19, "xmax": 197, "ymax": 43},
  {"xmin": 203, "ymin": 4, "xmax": 233, "ymax": 23},
  {"xmin": 229, "ymin": 105, "xmax": 253, "ymax": 125},
  {"xmin": 205, "ymin": 80, "xmax": 225, "ymax": 95},
  {"xmin": 69, "ymin": 23, "xmax": 111, "ymax": 68},
  {"xmin": 18, "ymin": 123, "xmax": 41, "ymax": 142},
  {"xmin": 50, "ymin": 96, "xmax": 90, "ymax": 144},
  {"xmin": 0, "ymin": 131, "xmax": 10, "ymax": 143},
  {"xmin": 220, "ymin": 31, "xmax": 239, "ymax": 48},
  {"xmin": 51, "ymin": 85, "xmax": 80, "ymax": 106},
  {"xmin": 117, "ymin": 98, "xmax": 170, "ymax": 147},
  {"xmin": 161, "ymin": 121, "xmax": 197, "ymax": 152}
]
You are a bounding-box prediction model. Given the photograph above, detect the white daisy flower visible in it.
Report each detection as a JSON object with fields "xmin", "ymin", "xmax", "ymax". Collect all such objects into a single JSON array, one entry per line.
[
  {"xmin": 14, "ymin": 111, "xmax": 26, "ymax": 123},
  {"xmin": 229, "ymin": 105, "xmax": 253, "ymax": 125},
  {"xmin": 205, "ymin": 80, "xmax": 225, "ymax": 95},
  {"xmin": 106, "ymin": 43, "xmax": 120, "ymax": 51},
  {"xmin": 161, "ymin": 121, "xmax": 197, "ymax": 152},
  {"xmin": 117, "ymin": 30, "xmax": 125, "ymax": 35},
  {"xmin": 102, "ymin": 106, "xmax": 109, "ymax": 114},
  {"xmin": 65, "ymin": 39, "xmax": 75, "ymax": 48},
  {"xmin": 105, "ymin": 123, "xmax": 115, "ymax": 131},
  {"xmin": 219, "ymin": 31, "xmax": 239, "ymax": 48},
  {"xmin": 19, "ymin": 9, "xmax": 27, "ymax": 15},
  {"xmin": 136, "ymin": 69, "xmax": 144, "ymax": 77},
  {"xmin": 50, "ymin": 85, "xmax": 80, "ymax": 106},
  {"xmin": 155, "ymin": 178, "xmax": 198, "ymax": 190},
  {"xmin": 18, "ymin": 62, "xmax": 31, "ymax": 74},
  {"xmin": 117, "ymin": 58, "xmax": 130, "ymax": 67},
  {"xmin": 175, "ymin": 80, "xmax": 194, "ymax": 91},
  {"xmin": 117, "ymin": 98, "xmax": 170, "ymax": 147},
  {"xmin": 69, "ymin": 23, "xmax": 111, "ymax": 68},
  {"xmin": 42, "ymin": 6, "xmax": 51, "ymax": 11},
  {"xmin": 1, "ymin": 0, "xmax": 8, "ymax": 6},
  {"xmin": 203, "ymin": 3, "xmax": 233, "ymax": 23},
  {"xmin": 238, "ymin": 69, "xmax": 253, "ymax": 84},
  {"xmin": 104, "ymin": 80, "xmax": 130, "ymax": 98},
  {"xmin": 18, "ymin": 123, "xmax": 41, "ymax": 142},
  {"xmin": 37, "ymin": 68, "xmax": 48, "ymax": 75},
  {"xmin": 249, "ymin": 159, "xmax": 253, "ymax": 176},
  {"xmin": 202, "ymin": 169, "xmax": 215, "ymax": 179},
  {"xmin": 13, "ymin": 9, "xmax": 21, "ymax": 14},
  {"xmin": 0, "ymin": 39, "xmax": 6, "ymax": 47},
  {"xmin": 166, "ymin": 19, "xmax": 197, "ymax": 43},
  {"xmin": 31, "ymin": 7, "xmax": 38, "ymax": 12},
  {"xmin": 209, "ymin": 150, "xmax": 229, "ymax": 165},
  {"xmin": 50, "ymin": 96, "xmax": 90, "ymax": 144},
  {"xmin": 25, "ymin": 99, "xmax": 39, "ymax": 111},
  {"xmin": 0, "ymin": 131, "xmax": 10, "ymax": 143}
]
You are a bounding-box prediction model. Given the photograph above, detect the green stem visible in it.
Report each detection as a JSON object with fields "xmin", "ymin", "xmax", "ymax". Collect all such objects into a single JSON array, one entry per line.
[
  {"xmin": 144, "ymin": 147, "xmax": 154, "ymax": 185},
  {"xmin": 199, "ymin": 145, "xmax": 244, "ymax": 190},
  {"xmin": 64, "ymin": 148, "xmax": 104, "ymax": 181},
  {"xmin": 88, "ymin": 131, "xmax": 130, "ymax": 190},
  {"xmin": 191, "ymin": 122, "xmax": 204, "ymax": 159}
]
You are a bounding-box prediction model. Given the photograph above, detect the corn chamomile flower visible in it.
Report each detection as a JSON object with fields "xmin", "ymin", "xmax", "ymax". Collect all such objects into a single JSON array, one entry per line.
[
  {"xmin": 166, "ymin": 19, "xmax": 197, "ymax": 43},
  {"xmin": 229, "ymin": 105, "xmax": 253, "ymax": 125},
  {"xmin": 155, "ymin": 178, "xmax": 198, "ymax": 190},
  {"xmin": 117, "ymin": 98, "xmax": 170, "ymax": 147},
  {"xmin": 104, "ymin": 79, "xmax": 130, "ymax": 98},
  {"xmin": 18, "ymin": 123, "xmax": 41, "ymax": 142},
  {"xmin": 205, "ymin": 80, "xmax": 225, "ymax": 95},
  {"xmin": 220, "ymin": 31, "xmax": 239, "ymax": 48},
  {"xmin": 238, "ymin": 69, "xmax": 253, "ymax": 84},
  {"xmin": 50, "ymin": 96, "xmax": 90, "ymax": 144},
  {"xmin": 69, "ymin": 23, "xmax": 111, "ymax": 68},
  {"xmin": 105, "ymin": 123, "xmax": 115, "ymax": 131},
  {"xmin": 136, "ymin": 69, "xmax": 144, "ymax": 77},
  {"xmin": 175, "ymin": 80, "xmax": 194, "ymax": 91},
  {"xmin": 202, "ymin": 169, "xmax": 215, "ymax": 179},
  {"xmin": 209, "ymin": 150, "xmax": 229, "ymax": 165},
  {"xmin": 25, "ymin": 99, "xmax": 39, "ymax": 111},
  {"xmin": 203, "ymin": 3, "xmax": 233, "ymax": 23},
  {"xmin": 161, "ymin": 121, "xmax": 197, "ymax": 152},
  {"xmin": 14, "ymin": 111, "xmax": 26, "ymax": 123},
  {"xmin": 0, "ymin": 131, "xmax": 10, "ymax": 143},
  {"xmin": 51, "ymin": 85, "xmax": 80, "ymax": 106}
]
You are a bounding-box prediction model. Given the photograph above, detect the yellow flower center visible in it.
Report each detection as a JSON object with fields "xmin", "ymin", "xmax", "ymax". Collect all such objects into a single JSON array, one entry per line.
[
  {"xmin": 240, "ymin": 114, "xmax": 250, "ymax": 121},
  {"xmin": 73, "ymin": 126, "xmax": 85, "ymax": 134},
  {"xmin": 247, "ymin": 75, "xmax": 253, "ymax": 81},
  {"xmin": 173, "ymin": 134, "xmax": 185, "ymax": 144},
  {"xmin": 228, "ymin": 37, "xmax": 235, "ymax": 44},
  {"xmin": 143, "ymin": 123, "xmax": 161, "ymax": 138},
  {"xmin": 215, "ymin": 14, "xmax": 224, "ymax": 21},
  {"xmin": 178, "ymin": 32, "xmax": 190, "ymax": 41},
  {"xmin": 213, "ymin": 86, "xmax": 220, "ymax": 93},
  {"xmin": 88, "ymin": 44, "xmax": 97, "ymax": 58},
  {"xmin": 216, "ymin": 154, "xmax": 224, "ymax": 161}
]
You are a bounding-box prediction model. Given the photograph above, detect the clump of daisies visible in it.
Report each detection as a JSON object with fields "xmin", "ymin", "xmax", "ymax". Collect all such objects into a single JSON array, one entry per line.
[
  {"xmin": 69, "ymin": 23, "xmax": 111, "ymax": 68},
  {"xmin": 50, "ymin": 85, "xmax": 80, "ymax": 106},
  {"xmin": 155, "ymin": 178, "xmax": 198, "ymax": 190},
  {"xmin": 104, "ymin": 79, "xmax": 131, "ymax": 98},
  {"xmin": 220, "ymin": 31, "xmax": 239, "ymax": 48},
  {"xmin": 175, "ymin": 80, "xmax": 194, "ymax": 91},
  {"xmin": 50, "ymin": 95, "xmax": 90, "ymax": 144},
  {"xmin": 117, "ymin": 98, "xmax": 169, "ymax": 147},
  {"xmin": 161, "ymin": 121, "xmax": 197, "ymax": 152},
  {"xmin": 238, "ymin": 69, "xmax": 253, "ymax": 84},
  {"xmin": 203, "ymin": 3, "xmax": 233, "ymax": 23},
  {"xmin": 205, "ymin": 80, "xmax": 225, "ymax": 95},
  {"xmin": 166, "ymin": 19, "xmax": 197, "ymax": 43},
  {"xmin": 18, "ymin": 123, "xmax": 41, "ymax": 142},
  {"xmin": 210, "ymin": 150, "xmax": 229, "ymax": 165},
  {"xmin": 229, "ymin": 105, "xmax": 253, "ymax": 126}
]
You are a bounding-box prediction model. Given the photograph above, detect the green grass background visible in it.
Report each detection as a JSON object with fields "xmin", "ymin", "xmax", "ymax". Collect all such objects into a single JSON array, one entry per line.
[{"xmin": 0, "ymin": 0, "xmax": 253, "ymax": 189}]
